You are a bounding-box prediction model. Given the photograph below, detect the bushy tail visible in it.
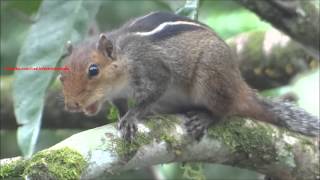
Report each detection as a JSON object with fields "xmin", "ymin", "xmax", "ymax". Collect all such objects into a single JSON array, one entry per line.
[{"xmin": 260, "ymin": 98, "xmax": 320, "ymax": 136}]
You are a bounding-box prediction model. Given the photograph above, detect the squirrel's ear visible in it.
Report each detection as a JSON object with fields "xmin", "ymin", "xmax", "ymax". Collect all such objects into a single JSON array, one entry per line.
[
  {"xmin": 96, "ymin": 33, "xmax": 113, "ymax": 59},
  {"xmin": 58, "ymin": 40, "xmax": 73, "ymax": 62},
  {"xmin": 66, "ymin": 40, "xmax": 73, "ymax": 55}
]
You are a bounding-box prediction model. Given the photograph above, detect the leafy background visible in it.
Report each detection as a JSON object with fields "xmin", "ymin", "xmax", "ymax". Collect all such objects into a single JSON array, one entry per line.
[{"xmin": 1, "ymin": 0, "xmax": 318, "ymax": 179}]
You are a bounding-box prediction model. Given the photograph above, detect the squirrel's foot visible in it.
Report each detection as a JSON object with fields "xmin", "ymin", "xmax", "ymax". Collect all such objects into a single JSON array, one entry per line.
[
  {"xmin": 184, "ymin": 111, "xmax": 213, "ymax": 141},
  {"xmin": 118, "ymin": 116, "xmax": 138, "ymax": 142}
]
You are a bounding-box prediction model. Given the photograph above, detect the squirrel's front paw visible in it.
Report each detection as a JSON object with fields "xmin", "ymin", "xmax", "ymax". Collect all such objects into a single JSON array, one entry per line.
[{"xmin": 118, "ymin": 117, "xmax": 138, "ymax": 142}]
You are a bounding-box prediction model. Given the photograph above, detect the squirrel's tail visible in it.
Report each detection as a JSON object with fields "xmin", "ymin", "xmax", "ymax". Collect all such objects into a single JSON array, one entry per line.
[
  {"xmin": 259, "ymin": 98, "xmax": 319, "ymax": 136},
  {"xmin": 234, "ymin": 84, "xmax": 319, "ymax": 136},
  {"xmin": 244, "ymin": 96, "xmax": 320, "ymax": 137}
]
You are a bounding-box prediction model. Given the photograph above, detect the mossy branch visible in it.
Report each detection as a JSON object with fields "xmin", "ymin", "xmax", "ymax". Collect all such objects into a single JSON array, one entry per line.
[
  {"xmin": 227, "ymin": 28, "xmax": 318, "ymax": 90},
  {"xmin": 1, "ymin": 115, "xmax": 319, "ymax": 180}
]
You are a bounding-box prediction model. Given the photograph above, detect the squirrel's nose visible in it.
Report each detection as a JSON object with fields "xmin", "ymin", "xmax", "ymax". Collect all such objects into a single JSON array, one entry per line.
[{"xmin": 65, "ymin": 102, "xmax": 81, "ymax": 112}]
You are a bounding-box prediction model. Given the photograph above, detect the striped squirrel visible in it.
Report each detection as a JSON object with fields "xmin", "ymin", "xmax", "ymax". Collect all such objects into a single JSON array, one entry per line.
[{"xmin": 59, "ymin": 11, "xmax": 319, "ymax": 140}]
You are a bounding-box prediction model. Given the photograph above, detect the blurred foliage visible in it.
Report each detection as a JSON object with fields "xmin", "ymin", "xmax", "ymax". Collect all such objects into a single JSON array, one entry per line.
[
  {"xmin": 0, "ymin": 0, "xmax": 41, "ymax": 76},
  {"xmin": 96, "ymin": 0, "xmax": 171, "ymax": 31},
  {"xmin": 176, "ymin": 0, "xmax": 200, "ymax": 19},
  {"xmin": 200, "ymin": 0, "xmax": 270, "ymax": 39},
  {"xmin": 206, "ymin": 9, "xmax": 270, "ymax": 39},
  {"xmin": 2, "ymin": 0, "xmax": 42, "ymax": 15},
  {"xmin": 13, "ymin": 0, "xmax": 101, "ymax": 157}
]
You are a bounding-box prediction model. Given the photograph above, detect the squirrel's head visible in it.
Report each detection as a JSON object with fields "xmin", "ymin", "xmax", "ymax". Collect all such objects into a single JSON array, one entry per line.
[{"xmin": 59, "ymin": 34, "xmax": 128, "ymax": 116}]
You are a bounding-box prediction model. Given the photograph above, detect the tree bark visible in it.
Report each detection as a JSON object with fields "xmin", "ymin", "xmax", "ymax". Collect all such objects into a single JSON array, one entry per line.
[
  {"xmin": 1, "ymin": 116, "xmax": 319, "ymax": 180},
  {"xmin": 235, "ymin": 0, "xmax": 320, "ymax": 59}
]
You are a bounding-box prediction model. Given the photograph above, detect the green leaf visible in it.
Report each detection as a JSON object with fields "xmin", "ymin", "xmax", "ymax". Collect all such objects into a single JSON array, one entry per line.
[
  {"xmin": 176, "ymin": 0, "xmax": 200, "ymax": 20},
  {"xmin": 13, "ymin": 0, "xmax": 101, "ymax": 157}
]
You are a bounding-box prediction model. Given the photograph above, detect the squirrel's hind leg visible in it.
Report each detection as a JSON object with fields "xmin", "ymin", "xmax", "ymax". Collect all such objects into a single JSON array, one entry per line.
[{"xmin": 184, "ymin": 110, "xmax": 221, "ymax": 141}]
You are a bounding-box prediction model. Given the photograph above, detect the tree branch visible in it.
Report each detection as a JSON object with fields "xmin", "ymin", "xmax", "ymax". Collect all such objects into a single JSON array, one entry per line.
[
  {"xmin": 1, "ymin": 115, "xmax": 319, "ymax": 180},
  {"xmin": 227, "ymin": 28, "xmax": 318, "ymax": 90},
  {"xmin": 235, "ymin": 0, "xmax": 320, "ymax": 59}
]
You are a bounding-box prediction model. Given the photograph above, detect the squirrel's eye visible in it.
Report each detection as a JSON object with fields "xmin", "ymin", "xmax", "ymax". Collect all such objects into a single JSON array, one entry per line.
[{"xmin": 88, "ymin": 64, "xmax": 99, "ymax": 77}]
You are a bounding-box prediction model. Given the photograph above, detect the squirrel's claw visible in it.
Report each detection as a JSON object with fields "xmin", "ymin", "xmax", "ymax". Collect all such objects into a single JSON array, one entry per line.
[{"xmin": 118, "ymin": 116, "xmax": 138, "ymax": 142}]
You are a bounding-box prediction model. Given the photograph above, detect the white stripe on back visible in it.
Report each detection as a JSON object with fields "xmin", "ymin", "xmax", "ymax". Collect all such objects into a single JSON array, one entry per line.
[{"xmin": 134, "ymin": 21, "xmax": 202, "ymax": 36}]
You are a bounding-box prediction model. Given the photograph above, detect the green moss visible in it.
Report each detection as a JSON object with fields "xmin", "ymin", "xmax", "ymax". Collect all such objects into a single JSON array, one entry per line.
[
  {"xmin": 113, "ymin": 132, "xmax": 153, "ymax": 158},
  {"xmin": 0, "ymin": 148, "xmax": 86, "ymax": 179},
  {"xmin": 23, "ymin": 147, "xmax": 86, "ymax": 180},
  {"xmin": 0, "ymin": 159, "xmax": 26, "ymax": 178},
  {"xmin": 297, "ymin": 136, "xmax": 315, "ymax": 153},
  {"xmin": 107, "ymin": 105, "xmax": 120, "ymax": 123},
  {"xmin": 146, "ymin": 115, "xmax": 181, "ymax": 146},
  {"xmin": 300, "ymin": 138, "xmax": 314, "ymax": 146},
  {"xmin": 160, "ymin": 134, "xmax": 177, "ymax": 144},
  {"xmin": 208, "ymin": 118, "xmax": 276, "ymax": 162},
  {"xmin": 277, "ymin": 144, "xmax": 296, "ymax": 168},
  {"xmin": 145, "ymin": 115, "xmax": 179, "ymax": 133},
  {"xmin": 145, "ymin": 115, "xmax": 177, "ymax": 131}
]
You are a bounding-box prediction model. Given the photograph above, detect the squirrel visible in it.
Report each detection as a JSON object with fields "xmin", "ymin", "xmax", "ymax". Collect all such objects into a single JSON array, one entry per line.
[{"xmin": 59, "ymin": 11, "xmax": 319, "ymax": 140}]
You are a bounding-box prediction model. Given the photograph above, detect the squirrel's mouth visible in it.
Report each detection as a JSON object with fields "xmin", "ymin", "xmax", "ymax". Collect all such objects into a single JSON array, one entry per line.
[{"xmin": 83, "ymin": 101, "xmax": 100, "ymax": 116}]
